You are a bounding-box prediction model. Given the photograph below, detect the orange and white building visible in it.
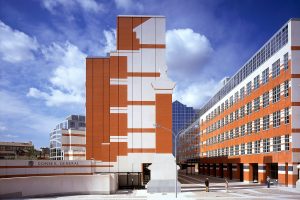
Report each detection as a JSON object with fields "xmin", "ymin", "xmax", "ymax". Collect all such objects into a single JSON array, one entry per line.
[
  {"xmin": 86, "ymin": 15, "xmax": 176, "ymax": 189},
  {"xmin": 197, "ymin": 18, "xmax": 300, "ymax": 187}
]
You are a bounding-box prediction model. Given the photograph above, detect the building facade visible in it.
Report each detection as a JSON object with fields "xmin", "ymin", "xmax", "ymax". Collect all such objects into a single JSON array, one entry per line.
[
  {"xmin": 50, "ymin": 115, "xmax": 86, "ymax": 160},
  {"xmin": 86, "ymin": 16, "xmax": 175, "ymax": 188},
  {"xmin": 197, "ymin": 19, "xmax": 300, "ymax": 187},
  {"xmin": 0, "ymin": 141, "xmax": 34, "ymax": 160}
]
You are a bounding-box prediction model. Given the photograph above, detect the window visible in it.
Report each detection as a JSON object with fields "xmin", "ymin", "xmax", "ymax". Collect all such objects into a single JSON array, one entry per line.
[
  {"xmin": 263, "ymin": 91, "xmax": 269, "ymax": 108},
  {"xmin": 225, "ymin": 100, "xmax": 228, "ymax": 110},
  {"xmin": 262, "ymin": 68, "xmax": 269, "ymax": 84},
  {"xmin": 240, "ymin": 106, "xmax": 245, "ymax": 118},
  {"xmin": 230, "ymin": 113, "xmax": 233, "ymax": 123},
  {"xmin": 235, "ymin": 92, "xmax": 239, "ymax": 103},
  {"xmin": 241, "ymin": 125, "xmax": 245, "ymax": 136},
  {"xmin": 273, "ymin": 111, "xmax": 281, "ymax": 128},
  {"xmin": 240, "ymin": 87, "xmax": 245, "ymax": 100},
  {"xmin": 230, "ymin": 96, "xmax": 234, "ymax": 107},
  {"xmin": 254, "ymin": 75, "xmax": 260, "ymax": 89},
  {"xmin": 247, "ymin": 122, "xmax": 252, "ymax": 134},
  {"xmin": 235, "ymin": 109, "xmax": 239, "ymax": 120},
  {"xmin": 230, "ymin": 146, "xmax": 234, "ymax": 156},
  {"xmin": 230, "ymin": 129, "xmax": 234, "ymax": 139},
  {"xmin": 263, "ymin": 115, "xmax": 270, "ymax": 130},
  {"xmin": 254, "ymin": 97, "xmax": 260, "ymax": 112},
  {"xmin": 246, "ymin": 102, "xmax": 252, "ymax": 115},
  {"xmin": 254, "ymin": 140, "xmax": 260, "ymax": 154},
  {"xmin": 273, "ymin": 136, "xmax": 281, "ymax": 152},
  {"xmin": 272, "ymin": 59, "xmax": 280, "ymax": 78},
  {"xmin": 284, "ymin": 107, "xmax": 290, "ymax": 124},
  {"xmin": 235, "ymin": 127, "xmax": 239, "ymax": 138},
  {"xmin": 221, "ymin": 103, "xmax": 224, "ymax": 113},
  {"xmin": 284, "ymin": 80, "xmax": 289, "ymax": 97},
  {"xmin": 235, "ymin": 145, "xmax": 239, "ymax": 155},
  {"xmin": 225, "ymin": 116, "xmax": 228, "ymax": 125},
  {"xmin": 263, "ymin": 138, "xmax": 270, "ymax": 153},
  {"xmin": 241, "ymin": 143, "xmax": 245, "ymax": 155},
  {"xmin": 272, "ymin": 85, "xmax": 280, "ymax": 103},
  {"xmin": 247, "ymin": 142, "xmax": 252, "ymax": 154},
  {"xmin": 246, "ymin": 81, "xmax": 252, "ymax": 95},
  {"xmin": 284, "ymin": 52, "xmax": 288, "ymax": 70},
  {"xmin": 285, "ymin": 135, "xmax": 290, "ymax": 150},
  {"xmin": 254, "ymin": 118, "xmax": 260, "ymax": 133}
]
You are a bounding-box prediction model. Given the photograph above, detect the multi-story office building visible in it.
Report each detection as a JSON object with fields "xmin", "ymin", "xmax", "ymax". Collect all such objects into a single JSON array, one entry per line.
[
  {"xmin": 197, "ymin": 19, "xmax": 300, "ymax": 187},
  {"xmin": 86, "ymin": 15, "xmax": 175, "ymax": 188},
  {"xmin": 0, "ymin": 141, "xmax": 34, "ymax": 160},
  {"xmin": 50, "ymin": 115, "xmax": 86, "ymax": 160},
  {"xmin": 172, "ymin": 100, "xmax": 199, "ymax": 154}
]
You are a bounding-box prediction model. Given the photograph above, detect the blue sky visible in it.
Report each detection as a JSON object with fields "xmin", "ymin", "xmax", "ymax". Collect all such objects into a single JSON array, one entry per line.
[{"xmin": 0, "ymin": 0, "xmax": 299, "ymax": 148}]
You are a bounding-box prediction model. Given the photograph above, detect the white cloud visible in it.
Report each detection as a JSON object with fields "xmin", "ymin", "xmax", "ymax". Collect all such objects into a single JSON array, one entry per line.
[
  {"xmin": 166, "ymin": 28, "xmax": 213, "ymax": 81},
  {"xmin": 28, "ymin": 41, "xmax": 86, "ymax": 106},
  {"xmin": 102, "ymin": 29, "xmax": 116, "ymax": 54},
  {"xmin": 0, "ymin": 21, "xmax": 38, "ymax": 63},
  {"xmin": 0, "ymin": 134, "xmax": 18, "ymax": 139},
  {"xmin": 0, "ymin": 126, "xmax": 7, "ymax": 131},
  {"xmin": 42, "ymin": 0, "xmax": 104, "ymax": 14},
  {"xmin": 115, "ymin": 0, "xmax": 144, "ymax": 12}
]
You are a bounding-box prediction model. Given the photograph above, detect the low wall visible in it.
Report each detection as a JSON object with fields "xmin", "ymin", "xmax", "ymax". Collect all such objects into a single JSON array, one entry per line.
[{"xmin": 0, "ymin": 174, "xmax": 118, "ymax": 198}]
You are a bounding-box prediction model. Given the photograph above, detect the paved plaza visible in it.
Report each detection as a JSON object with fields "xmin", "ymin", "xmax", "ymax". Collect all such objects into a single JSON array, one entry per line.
[{"xmin": 22, "ymin": 173, "xmax": 300, "ymax": 200}]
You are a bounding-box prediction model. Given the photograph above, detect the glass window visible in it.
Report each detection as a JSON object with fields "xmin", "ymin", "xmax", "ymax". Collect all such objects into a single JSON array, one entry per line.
[
  {"xmin": 254, "ymin": 118, "xmax": 260, "ymax": 133},
  {"xmin": 285, "ymin": 135, "xmax": 290, "ymax": 150},
  {"xmin": 235, "ymin": 145, "xmax": 239, "ymax": 155},
  {"xmin": 234, "ymin": 92, "xmax": 239, "ymax": 103},
  {"xmin": 263, "ymin": 115, "xmax": 270, "ymax": 130},
  {"xmin": 262, "ymin": 68, "xmax": 269, "ymax": 84},
  {"xmin": 240, "ymin": 87, "xmax": 245, "ymax": 100},
  {"xmin": 272, "ymin": 85, "xmax": 280, "ymax": 103},
  {"xmin": 230, "ymin": 146, "xmax": 234, "ymax": 156},
  {"xmin": 273, "ymin": 136, "xmax": 281, "ymax": 152},
  {"xmin": 230, "ymin": 113, "xmax": 233, "ymax": 123},
  {"xmin": 225, "ymin": 100, "xmax": 228, "ymax": 110},
  {"xmin": 235, "ymin": 127, "xmax": 239, "ymax": 138},
  {"xmin": 235, "ymin": 109, "xmax": 239, "ymax": 120},
  {"xmin": 284, "ymin": 80, "xmax": 289, "ymax": 97},
  {"xmin": 246, "ymin": 102, "xmax": 252, "ymax": 115},
  {"xmin": 254, "ymin": 75, "xmax": 260, "ymax": 89},
  {"xmin": 254, "ymin": 97, "xmax": 260, "ymax": 112},
  {"xmin": 246, "ymin": 81, "xmax": 252, "ymax": 95},
  {"xmin": 284, "ymin": 107, "xmax": 290, "ymax": 124},
  {"xmin": 240, "ymin": 106, "xmax": 245, "ymax": 118},
  {"xmin": 247, "ymin": 121, "xmax": 252, "ymax": 134},
  {"xmin": 230, "ymin": 129, "xmax": 234, "ymax": 139},
  {"xmin": 284, "ymin": 52, "xmax": 288, "ymax": 70},
  {"xmin": 247, "ymin": 142, "xmax": 252, "ymax": 154},
  {"xmin": 263, "ymin": 91, "xmax": 269, "ymax": 108},
  {"xmin": 273, "ymin": 110, "xmax": 281, "ymax": 128},
  {"xmin": 254, "ymin": 140, "xmax": 260, "ymax": 154},
  {"xmin": 263, "ymin": 138, "xmax": 270, "ymax": 153},
  {"xmin": 272, "ymin": 59, "xmax": 280, "ymax": 78},
  {"xmin": 230, "ymin": 96, "xmax": 234, "ymax": 107},
  {"xmin": 241, "ymin": 125, "xmax": 245, "ymax": 136},
  {"xmin": 241, "ymin": 143, "xmax": 245, "ymax": 155}
]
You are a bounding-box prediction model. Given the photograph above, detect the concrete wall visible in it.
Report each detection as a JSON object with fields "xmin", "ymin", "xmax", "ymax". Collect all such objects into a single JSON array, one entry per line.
[{"xmin": 0, "ymin": 174, "xmax": 118, "ymax": 198}]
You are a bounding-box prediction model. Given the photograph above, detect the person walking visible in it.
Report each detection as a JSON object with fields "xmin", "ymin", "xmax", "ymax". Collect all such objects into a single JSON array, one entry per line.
[
  {"xmin": 205, "ymin": 178, "xmax": 209, "ymax": 192},
  {"xmin": 266, "ymin": 176, "xmax": 271, "ymax": 188},
  {"xmin": 225, "ymin": 178, "xmax": 229, "ymax": 192}
]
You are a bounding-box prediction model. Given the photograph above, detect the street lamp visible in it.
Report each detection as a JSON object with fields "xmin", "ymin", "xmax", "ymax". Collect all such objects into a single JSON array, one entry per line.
[{"xmin": 154, "ymin": 122, "xmax": 199, "ymax": 198}]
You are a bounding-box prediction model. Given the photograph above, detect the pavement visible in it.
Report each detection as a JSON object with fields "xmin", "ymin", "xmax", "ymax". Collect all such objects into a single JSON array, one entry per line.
[{"xmin": 21, "ymin": 173, "xmax": 300, "ymax": 200}]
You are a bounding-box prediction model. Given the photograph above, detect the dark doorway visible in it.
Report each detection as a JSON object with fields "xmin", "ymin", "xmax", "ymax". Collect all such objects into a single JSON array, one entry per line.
[
  {"xmin": 142, "ymin": 163, "xmax": 151, "ymax": 185},
  {"xmin": 252, "ymin": 163, "xmax": 258, "ymax": 182},
  {"xmin": 207, "ymin": 164, "xmax": 210, "ymax": 175},
  {"xmin": 213, "ymin": 164, "xmax": 216, "ymax": 176},
  {"xmin": 228, "ymin": 163, "xmax": 232, "ymax": 180},
  {"xmin": 220, "ymin": 163, "xmax": 224, "ymax": 178},
  {"xmin": 270, "ymin": 163, "xmax": 278, "ymax": 179},
  {"xmin": 239, "ymin": 163, "xmax": 244, "ymax": 182}
]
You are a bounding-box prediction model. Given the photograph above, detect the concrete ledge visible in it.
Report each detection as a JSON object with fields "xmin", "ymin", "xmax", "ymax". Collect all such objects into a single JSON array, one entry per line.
[
  {"xmin": 0, "ymin": 174, "xmax": 118, "ymax": 198},
  {"xmin": 147, "ymin": 180, "xmax": 181, "ymax": 193}
]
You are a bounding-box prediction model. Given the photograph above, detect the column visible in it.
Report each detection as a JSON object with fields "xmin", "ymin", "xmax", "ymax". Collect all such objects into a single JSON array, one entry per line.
[
  {"xmin": 244, "ymin": 163, "xmax": 250, "ymax": 183},
  {"xmin": 258, "ymin": 163, "xmax": 266, "ymax": 184}
]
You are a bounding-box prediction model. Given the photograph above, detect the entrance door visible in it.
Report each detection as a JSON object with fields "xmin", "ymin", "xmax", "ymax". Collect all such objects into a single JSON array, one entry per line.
[
  {"xmin": 213, "ymin": 164, "xmax": 216, "ymax": 176},
  {"xmin": 220, "ymin": 163, "xmax": 224, "ymax": 178},
  {"xmin": 270, "ymin": 163, "xmax": 278, "ymax": 179},
  {"xmin": 228, "ymin": 163, "xmax": 232, "ymax": 180},
  {"xmin": 142, "ymin": 163, "xmax": 151, "ymax": 185},
  {"xmin": 239, "ymin": 164, "xmax": 244, "ymax": 181},
  {"xmin": 253, "ymin": 163, "xmax": 258, "ymax": 182}
]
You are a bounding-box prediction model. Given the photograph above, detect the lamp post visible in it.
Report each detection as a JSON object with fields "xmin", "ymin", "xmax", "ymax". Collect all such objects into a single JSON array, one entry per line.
[{"xmin": 154, "ymin": 123, "xmax": 199, "ymax": 198}]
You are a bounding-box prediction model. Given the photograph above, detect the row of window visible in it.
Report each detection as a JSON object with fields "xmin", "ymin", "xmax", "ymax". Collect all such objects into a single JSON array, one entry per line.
[
  {"xmin": 200, "ymin": 25, "xmax": 288, "ymax": 117},
  {"xmin": 204, "ymin": 53, "xmax": 289, "ymax": 123},
  {"xmin": 206, "ymin": 107, "xmax": 290, "ymax": 145},
  {"xmin": 206, "ymin": 135, "xmax": 290, "ymax": 158},
  {"xmin": 205, "ymin": 81, "xmax": 289, "ymax": 134}
]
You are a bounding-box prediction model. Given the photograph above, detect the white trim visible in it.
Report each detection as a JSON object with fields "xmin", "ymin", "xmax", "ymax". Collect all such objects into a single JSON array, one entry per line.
[
  {"xmin": 110, "ymin": 78, "xmax": 127, "ymax": 85},
  {"xmin": 110, "ymin": 107, "xmax": 127, "ymax": 113}
]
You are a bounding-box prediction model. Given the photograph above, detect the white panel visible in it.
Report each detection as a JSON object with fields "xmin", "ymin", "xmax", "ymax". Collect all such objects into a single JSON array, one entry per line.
[
  {"xmin": 141, "ymin": 49, "xmax": 156, "ymax": 72},
  {"xmin": 127, "ymin": 133, "xmax": 155, "ymax": 149},
  {"xmin": 156, "ymin": 49, "xmax": 166, "ymax": 73},
  {"xmin": 155, "ymin": 17, "xmax": 166, "ymax": 44},
  {"xmin": 110, "ymin": 78, "xmax": 127, "ymax": 85},
  {"xmin": 291, "ymin": 51, "xmax": 300, "ymax": 74},
  {"xmin": 127, "ymin": 105, "xmax": 155, "ymax": 128},
  {"xmin": 110, "ymin": 107, "xmax": 127, "ymax": 113},
  {"xmin": 292, "ymin": 106, "xmax": 300, "ymax": 128},
  {"xmin": 139, "ymin": 18, "xmax": 156, "ymax": 44},
  {"xmin": 132, "ymin": 51, "xmax": 141, "ymax": 72},
  {"xmin": 290, "ymin": 20, "xmax": 300, "ymax": 46},
  {"xmin": 127, "ymin": 77, "xmax": 142, "ymax": 101},
  {"xmin": 292, "ymin": 133, "xmax": 300, "ymax": 148}
]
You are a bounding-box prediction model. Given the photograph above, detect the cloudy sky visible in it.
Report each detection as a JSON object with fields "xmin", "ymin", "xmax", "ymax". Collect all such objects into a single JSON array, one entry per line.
[{"xmin": 0, "ymin": 0, "xmax": 299, "ymax": 147}]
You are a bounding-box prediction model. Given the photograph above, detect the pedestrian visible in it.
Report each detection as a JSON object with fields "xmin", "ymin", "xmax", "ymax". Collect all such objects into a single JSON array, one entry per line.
[
  {"xmin": 266, "ymin": 176, "xmax": 271, "ymax": 188},
  {"xmin": 225, "ymin": 178, "xmax": 229, "ymax": 192},
  {"xmin": 205, "ymin": 178, "xmax": 209, "ymax": 192}
]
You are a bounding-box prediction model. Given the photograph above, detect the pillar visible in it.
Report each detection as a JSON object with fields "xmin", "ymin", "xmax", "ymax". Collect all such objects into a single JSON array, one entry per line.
[
  {"xmin": 244, "ymin": 163, "xmax": 250, "ymax": 183},
  {"xmin": 258, "ymin": 163, "xmax": 266, "ymax": 184},
  {"xmin": 278, "ymin": 163, "xmax": 288, "ymax": 186}
]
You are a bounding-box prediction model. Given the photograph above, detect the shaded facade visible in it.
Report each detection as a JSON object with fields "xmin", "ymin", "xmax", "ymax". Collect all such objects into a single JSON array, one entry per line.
[
  {"xmin": 86, "ymin": 16, "xmax": 174, "ymax": 187},
  {"xmin": 197, "ymin": 19, "xmax": 300, "ymax": 187}
]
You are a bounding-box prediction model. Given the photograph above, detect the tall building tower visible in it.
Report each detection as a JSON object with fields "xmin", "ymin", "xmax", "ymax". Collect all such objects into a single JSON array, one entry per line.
[{"xmin": 86, "ymin": 16, "xmax": 176, "ymax": 190}]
